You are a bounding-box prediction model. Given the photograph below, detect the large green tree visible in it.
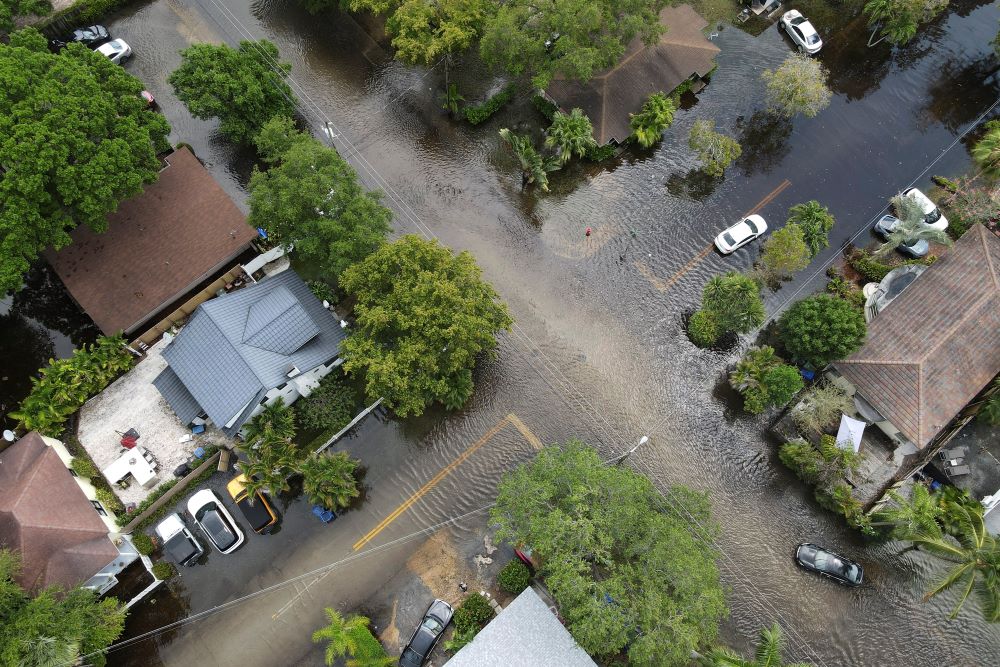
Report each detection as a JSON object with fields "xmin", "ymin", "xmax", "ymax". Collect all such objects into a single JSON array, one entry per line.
[
  {"xmin": 700, "ymin": 272, "xmax": 765, "ymax": 335},
  {"xmin": 0, "ymin": 30, "xmax": 171, "ymax": 295},
  {"xmin": 248, "ymin": 117, "xmax": 392, "ymax": 281},
  {"xmin": 382, "ymin": 0, "xmax": 487, "ymax": 67},
  {"xmin": 630, "ymin": 92, "xmax": 677, "ymax": 148},
  {"xmin": 760, "ymin": 224, "xmax": 811, "ymax": 281},
  {"xmin": 688, "ymin": 119, "xmax": 742, "ymax": 177},
  {"xmin": 761, "ymin": 54, "xmax": 832, "ymax": 119},
  {"xmin": 864, "ymin": 0, "xmax": 949, "ymax": 46},
  {"xmin": 778, "ymin": 294, "xmax": 866, "ymax": 367},
  {"xmin": 479, "ymin": 0, "xmax": 669, "ymax": 88},
  {"xmin": 340, "ymin": 235, "xmax": 513, "ymax": 416},
  {"xmin": 0, "ymin": 550, "xmax": 125, "ymax": 667},
  {"xmin": 168, "ymin": 40, "xmax": 297, "ymax": 144},
  {"xmin": 706, "ymin": 623, "xmax": 811, "ymax": 667},
  {"xmin": 492, "ymin": 441, "xmax": 727, "ymax": 666},
  {"xmin": 0, "ymin": 0, "xmax": 49, "ymax": 31}
]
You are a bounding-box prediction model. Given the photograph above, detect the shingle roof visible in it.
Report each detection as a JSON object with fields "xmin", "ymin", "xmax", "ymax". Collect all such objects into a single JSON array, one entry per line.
[
  {"xmin": 45, "ymin": 147, "xmax": 258, "ymax": 335},
  {"xmin": 445, "ymin": 587, "xmax": 597, "ymax": 667},
  {"xmin": 546, "ymin": 5, "xmax": 719, "ymax": 145},
  {"xmin": 0, "ymin": 433, "xmax": 119, "ymax": 592},
  {"xmin": 155, "ymin": 270, "xmax": 345, "ymax": 433},
  {"xmin": 834, "ymin": 225, "xmax": 1000, "ymax": 449}
]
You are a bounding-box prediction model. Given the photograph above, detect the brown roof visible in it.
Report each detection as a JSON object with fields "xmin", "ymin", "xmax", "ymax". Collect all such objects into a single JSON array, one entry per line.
[
  {"xmin": 46, "ymin": 147, "xmax": 257, "ymax": 335},
  {"xmin": 546, "ymin": 5, "xmax": 720, "ymax": 145},
  {"xmin": 0, "ymin": 433, "xmax": 119, "ymax": 591},
  {"xmin": 834, "ymin": 225, "xmax": 1000, "ymax": 449}
]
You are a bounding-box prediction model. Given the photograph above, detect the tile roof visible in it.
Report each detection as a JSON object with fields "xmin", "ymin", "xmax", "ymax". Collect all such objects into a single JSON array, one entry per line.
[
  {"xmin": 155, "ymin": 270, "xmax": 345, "ymax": 434},
  {"xmin": 45, "ymin": 147, "xmax": 258, "ymax": 335},
  {"xmin": 445, "ymin": 587, "xmax": 597, "ymax": 667},
  {"xmin": 834, "ymin": 225, "xmax": 1000, "ymax": 449},
  {"xmin": 546, "ymin": 5, "xmax": 719, "ymax": 145},
  {"xmin": 0, "ymin": 433, "xmax": 119, "ymax": 592}
]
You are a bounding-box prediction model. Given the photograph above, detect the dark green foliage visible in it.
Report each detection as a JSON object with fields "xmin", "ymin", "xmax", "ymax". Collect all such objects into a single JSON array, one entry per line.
[
  {"xmin": 440, "ymin": 83, "xmax": 465, "ymax": 117},
  {"xmin": 95, "ymin": 487, "xmax": 124, "ymax": 516},
  {"xmin": 11, "ymin": 335, "xmax": 134, "ymax": 436},
  {"xmin": 826, "ymin": 276, "xmax": 866, "ymax": 310},
  {"xmin": 787, "ymin": 201, "xmax": 835, "ymax": 257},
  {"xmin": 249, "ymin": 117, "xmax": 392, "ymax": 282},
  {"xmin": 779, "ymin": 436, "xmax": 871, "ymax": 533},
  {"xmin": 941, "ymin": 182, "xmax": 999, "ymax": 239},
  {"xmin": 972, "ymin": 119, "xmax": 1000, "ymax": 176},
  {"xmin": 980, "ymin": 379, "xmax": 1000, "ymax": 426},
  {"xmin": 932, "ymin": 175, "xmax": 960, "ymax": 192},
  {"xmin": 131, "ymin": 533, "xmax": 155, "ymax": 556},
  {"xmin": 700, "ymin": 272, "xmax": 765, "ymax": 335},
  {"xmin": 453, "ymin": 593, "xmax": 495, "ymax": 633},
  {"xmin": 168, "ymin": 40, "xmax": 296, "ymax": 144},
  {"xmin": 688, "ymin": 309, "xmax": 720, "ymax": 348},
  {"xmin": 70, "ymin": 457, "xmax": 100, "ymax": 480},
  {"xmin": 778, "ymin": 295, "xmax": 866, "ymax": 367},
  {"xmin": 308, "ymin": 280, "xmax": 336, "ymax": 304},
  {"xmin": 0, "ymin": 30, "xmax": 171, "ymax": 294},
  {"xmin": 499, "ymin": 128, "xmax": 561, "ymax": 191},
  {"xmin": 497, "ymin": 560, "xmax": 531, "ymax": 594},
  {"xmin": 300, "ymin": 451, "xmax": 360, "ymax": 510},
  {"xmin": 630, "ymin": 92, "xmax": 676, "ymax": 148},
  {"xmin": 491, "ymin": 441, "xmax": 726, "ymax": 666},
  {"xmin": 584, "ymin": 143, "xmax": 617, "ymax": 162},
  {"xmin": 545, "ymin": 108, "xmax": 597, "ymax": 164},
  {"xmin": 151, "ymin": 561, "xmax": 176, "ymax": 580},
  {"xmin": 297, "ymin": 372, "xmax": 358, "ymax": 432},
  {"xmin": 240, "ymin": 399, "xmax": 301, "ymax": 497},
  {"xmin": 729, "ymin": 346, "xmax": 804, "ymax": 414},
  {"xmin": 340, "ymin": 235, "xmax": 513, "ymax": 416},
  {"xmin": 0, "ymin": 549, "xmax": 125, "ymax": 667},
  {"xmin": 443, "ymin": 627, "xmax": 477, "ymax": 652},
  {"xmin": 463, "ymin": 84, "xmax": 515, "ymax": 125},
  {"xmin": 531, "ymin": 94, "xmax": 559, "ymax": 122},
  {"xmin": 312, "ymin": 609, "xmax": 391, "ymax": 666},
  {"xmin": 0, "ymin": 0, "xmax": 50, "ymax": 31}
]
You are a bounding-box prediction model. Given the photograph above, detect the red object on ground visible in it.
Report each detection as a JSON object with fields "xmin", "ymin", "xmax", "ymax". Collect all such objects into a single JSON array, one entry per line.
[
  {"xmin": 585, "ymin": 227, "xmax": 592, "ymax": 237},
  {"xmin": 121, "ymin": 435, "xmax": 138, "ymax": 449}
]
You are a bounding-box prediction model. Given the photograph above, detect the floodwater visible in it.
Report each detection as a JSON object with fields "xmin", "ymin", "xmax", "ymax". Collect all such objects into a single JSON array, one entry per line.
[{"xmin": 96, "ymin": 0, "xmax": 1000, "ymax": 663}]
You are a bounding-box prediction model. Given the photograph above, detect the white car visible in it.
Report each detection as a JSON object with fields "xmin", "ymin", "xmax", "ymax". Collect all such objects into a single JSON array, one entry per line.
[
  {"xmin": 154, "ymin": 513, "xmax": 204, "ymax": 567},
  {"xmin": 779, "ymin": 10, "xmax": 823, "ymax": 54},
  {"xmin": 187, "ymin": 489, "xmax": 244, "ymax": 554},
  {"xmin": 96, "ymin": 39, "xmax": 131, "ymax": 64},
  {"xmin": 714, "ymin": 214, "xmax": 768, "ymax": 254},
  {"xmin": 899, "ymin": 187, "xmax": 949, "ymax": 231}
]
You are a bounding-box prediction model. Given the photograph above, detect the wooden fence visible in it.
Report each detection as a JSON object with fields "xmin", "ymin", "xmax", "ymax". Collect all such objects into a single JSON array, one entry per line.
[
  {"xmin": 131, "ymin": 265, "xmax": 244, "ymax": 350},
  {"xmin": 121, "ymin": 450, "xmax": 222, "ymax": 534}
]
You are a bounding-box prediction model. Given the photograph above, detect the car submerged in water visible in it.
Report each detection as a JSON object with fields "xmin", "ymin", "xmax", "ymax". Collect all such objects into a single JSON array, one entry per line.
[{"xmin": 795, "ymin": 543, "xmax": 863, "ymax": 586}]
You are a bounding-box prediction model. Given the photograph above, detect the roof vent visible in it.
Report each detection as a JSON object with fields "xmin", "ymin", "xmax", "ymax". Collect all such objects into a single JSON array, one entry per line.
[{"xmin": 286, "ymin": 366, "xmax": 300, "ymax": 378}]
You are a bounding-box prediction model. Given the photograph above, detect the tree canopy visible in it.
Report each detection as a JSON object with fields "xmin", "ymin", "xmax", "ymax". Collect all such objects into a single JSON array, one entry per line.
[
  {"xmin": 630, "ymin": 91, "xmax": 676, "ymax": 148},
  {"xmin": 761, "ymin": 54, "xmax": 832, "ymax": 119},
  {"xmin": 384, "ymin": 0, "xmax": 487, "ymax": 66},
  {"xmin": 760, "ymin": 224, "xmax": 811, "ymax": 281},
  {"xmin": 787, "ymin": 201, "xmax": 835, "ymax": 257},
  {"xmin": 0, "ymin": 550, "xmax": 125, "ymax": 667},
  {"xmin": 700, "ymin": 272, "xmax": 765, "ymax": 335},
  {"xmin": 168, "ymin": 40, "xmax": 297, "ymax": 144},
  {"xmin": 545, "ymin": 108, "xmax": 597, "ymax": 164},
  {"xmin": 479, "ymin": 0, "xmax": 669, "ymax": 88},
  {"xmin": 688, "ymin": 119, "xmax": 742, "ymax": 176},
  {"xmin": 340, "ymin": 235, "xmax": 513, "ymax": 416},
  {"xmin": 0, "ymin": 0, "xmax": 49, "ymax": 31},
  {"xmin": 778, "ymin": 294, "xmax": 866, "ymax": 367},
  {"xmin": 863, "ymin": 0, "xmax": 949, "ymax": 46},
  {"xmin": 729, "ymin": 346, "xmax": 803, "ymax": 414},
  {"xmin": 248, "ymin": 117, "xmax": 392, "ymax": 281},
  {"xmin": 492, "ymin": 441, "xmax": 726, "ymax": 666},
  {"xmin": 0, "ymin": 30, "xmax": 171, "ymax": 295}
]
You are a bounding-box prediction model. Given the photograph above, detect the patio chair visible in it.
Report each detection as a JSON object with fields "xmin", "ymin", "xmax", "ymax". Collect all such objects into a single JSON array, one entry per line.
[
  {"xmin": 942, "ymin": 446, "xmax": 969, "ymax": 460},
  {"xmin": 947, "ymin": 464, "xmax": 971, "ymax": 477}
]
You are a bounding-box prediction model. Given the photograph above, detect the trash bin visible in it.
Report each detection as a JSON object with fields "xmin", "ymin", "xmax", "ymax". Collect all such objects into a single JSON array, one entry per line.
[{"xmin": 173, "ymin": 462, "xmax": 191, "ymax": 478}]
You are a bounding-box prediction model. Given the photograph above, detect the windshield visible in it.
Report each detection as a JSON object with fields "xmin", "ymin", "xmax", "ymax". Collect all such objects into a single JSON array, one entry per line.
[
  {"xmin": 790, "ymin": 16, "xmax": 806, "ymax": 25},
  {"xmin": 422, "ymin": 617, "xmax": 444, "ymax": 634},
  {"xmin": 723, "ymin": 232, "xmax": 737, "ymax": 246},
  {"xmin": 806, "ymin": 33, "xmax": 821, "ymax": 45},
  {"xmin": 815, "ymin": 552, "xmax": 857, "ymax": 579},
  {"xmin": 744, "ymin": 219, "xmax": 758, "ymax": 234},
  {"xmin": 924, "ymin": 208, "xmax": 941, "ymax": 224}
]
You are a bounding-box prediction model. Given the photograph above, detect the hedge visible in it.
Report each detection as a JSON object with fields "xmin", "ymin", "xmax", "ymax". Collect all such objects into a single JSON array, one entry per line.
[
  {"xmin": 531, "ymin": 94, "xmax": 558, "ymax": 122},
  {"xmin": 463, "ymin": 85, "xmax": 516, "ymax": 125},
  {"xmin": 453, "ymin": 593, "xmax": 495, "ymax": 634},
  {"xmin": 497, "ymin": 560, "xmax": 530, "ymax": 594}
]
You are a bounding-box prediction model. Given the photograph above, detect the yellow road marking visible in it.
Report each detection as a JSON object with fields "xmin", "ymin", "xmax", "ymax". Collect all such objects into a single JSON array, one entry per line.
[
  {"xmin": 635, "ymin": 243, "xmax": 714, "ymax": 293},
  {"xmin": 744, "ymin": 179, "xmax": 791, "ymax": 216},
  {"xmin": 352, "ymin": 414, "xmax": 538, "ymax": 551},
  {"xmin": 634, "ymin": 259, "xmax": 668, "ymax": 291}
]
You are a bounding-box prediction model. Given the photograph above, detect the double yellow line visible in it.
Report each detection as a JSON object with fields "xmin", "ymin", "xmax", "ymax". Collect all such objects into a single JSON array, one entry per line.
[{"xmin": 352, "ymin": 414, "xmax": 541, "ymax": 551}]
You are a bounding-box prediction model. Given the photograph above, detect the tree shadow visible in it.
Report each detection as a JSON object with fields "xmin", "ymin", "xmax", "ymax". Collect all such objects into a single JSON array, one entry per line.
[
  {"xmin": 735, "ymin": 110, "xmax": 794, "ymax": 177},
  {"xmin": 665, "ymin": 168, "xmax": 723, "ymax": 202}
]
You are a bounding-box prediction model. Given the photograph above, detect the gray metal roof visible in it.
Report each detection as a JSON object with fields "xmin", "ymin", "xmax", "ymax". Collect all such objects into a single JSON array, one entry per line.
[
  {"xmin": 445, "ymin": 587, "xmax": 597, "ymax": 667},
  {"xmin": 151, "ymin": 366, "xmax": 204, "ymax": 425},
  {"xmin": 155, "ymin": 270, "xmax": 345, "ymax": 432}
]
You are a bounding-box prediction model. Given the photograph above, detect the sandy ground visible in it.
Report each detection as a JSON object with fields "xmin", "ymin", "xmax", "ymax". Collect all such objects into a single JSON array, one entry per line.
[{"xmin": 77, "ymin": 338, "xmax": 232, "ymax": 506}]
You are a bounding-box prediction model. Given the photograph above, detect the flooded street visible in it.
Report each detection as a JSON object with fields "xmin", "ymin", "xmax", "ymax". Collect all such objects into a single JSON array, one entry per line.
[{"xmin": 92, "ymin": 0, "xmax": 1000, "ymax": 663}]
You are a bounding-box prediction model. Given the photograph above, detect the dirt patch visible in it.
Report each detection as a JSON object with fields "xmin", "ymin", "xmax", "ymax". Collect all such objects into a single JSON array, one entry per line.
[
  {"xmin": 378, "ymin": 599, "xmax": 400, "ymax": 647},
  {"xmin": 404, "ymin": 530, "xmax": 474, "ymax": 608}
]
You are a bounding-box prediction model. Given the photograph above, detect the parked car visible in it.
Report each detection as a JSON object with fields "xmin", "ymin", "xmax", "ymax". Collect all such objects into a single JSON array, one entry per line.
[
  {"xmin": 187, "ymin": 489, "xmax": 244, "ymax": 554},
  {"xmin": 399, "ymin": 599, "xmax": 454, "ymax": 667},
  {"xmin": 779, "ymin": 10, "xmax": 823, "ymax": 54},
  {"xmin": 795, "ymin": 543, "xmax": 863, "ymax": 586},
  {"xmin": 154, "ymin": 513, "xmax": 204, "ymax": 567},
  {"xmin": 899, "ymin": 187, "xmax": 948, "ymax": 231},
  {"xmin": 714, "ymin": 214, "xmax": 768, "ymax": 254},
  {"xmin": 226, "ymin": 473, "xmax": 278, "ymax": 534},
  {"xmin": 50, "ymin": 24, "xmax": 111, "ymax": 51},
  {"xmin": 96, "ymin": 39, "xmax": 132, "ymax": 65},
  {"xmin": 873, "ymin": 214, "xmax": 930, "ymax": 257}
]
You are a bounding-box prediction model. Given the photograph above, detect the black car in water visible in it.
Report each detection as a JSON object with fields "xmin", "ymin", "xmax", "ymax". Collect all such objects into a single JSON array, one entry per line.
[
  {"xmin": 399, "ymin": 599, "xmax": 454, "ymax": 667},
  {"xmin": 50, "ymin": 25, "xmax": 111, "ymax": 51},
  {"xmin": 795, "ymin": 543, "xmax": 863, "ymax": 586}
]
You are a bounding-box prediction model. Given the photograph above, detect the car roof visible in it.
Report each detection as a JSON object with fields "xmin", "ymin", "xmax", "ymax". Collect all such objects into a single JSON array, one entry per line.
[
  {"xmin": 155, "ymin": 513, "xmax": 185, "ymax": 539},
  {"xmin": 236, "ymin": 494, "xmax": 275, "ymax": 532},
  {"xmin": 199, "ymin": 506, "xmax": 238, "ymax": 549},
  {"xmin": 163, "ymin": 531, "xmax": 200, "ymax": 564}
]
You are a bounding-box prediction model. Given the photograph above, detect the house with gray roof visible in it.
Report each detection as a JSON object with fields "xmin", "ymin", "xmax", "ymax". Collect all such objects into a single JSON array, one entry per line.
[
  {"xmin": 445, "ymin": 587, "xmax": 597, "ymax": 667},
  {"xmin": 153, "ymin": 269, "xmax": 346, "ymax": 436}
]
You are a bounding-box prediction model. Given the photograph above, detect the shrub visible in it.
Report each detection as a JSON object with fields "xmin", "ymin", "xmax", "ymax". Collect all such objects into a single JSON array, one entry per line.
[
  {"xmin": 760, "ymin": 224, "xmax": 810, "ymax": 282},
  {"xmin": 629, "ymin": 92, "xmax": 676, "ymax": 148},
  {"xmin": 443, "ymin": 627, "xmax": 477, "ymax": 653},
  {"xmin": 700, "ymin": 272, "xmax": 765, "ymax": 335},
  {"xmin": 584, "ymin": 144, "xmax": 617, "ymax": 162},
  {"xmin": 688, "ymin": 119, "xmax": 742, "ymax": 176},
  {"xmin": 297, "ymin": 372, "xmax": 358, "ymax": 432},
  {"xmin": 497, "ymin": 560, "xmax": 531, "ymax": 594},
  {"xmin": 131, "ymin": 533, "xmax": 155, "ymax": 556},
  {"xmin": 531, "ymin": 95, "xmax": 559, "ymax": 122},
  {"xmin": 308, "ymin": 280, "xmax": 335, "ymax": 304},
  {"xmin": 70, "ymin": 456, "xmax": 100, "ymax": 480},
  {"xmin": 979, "ymin": 378, "xmax": 1000, "ymax": 426},
  {"xmin": 464, "ymin": 85, "xmax": 516, "ymax": 125},
  {"xmin": 941, "ymin": 182, "xmax": 1000, "ymax": 239},
  {"xmin": 778, "ymin": 294, "xmax": 866, "ymax": 368},
  {"xmin": 687, "ymin": 309, "xmax": 720, "ymax": 348},
  {"xmin": 791, "ymin": 381, "xmax": 854, "ymax": 434},
  {"xmin": 729, "ymin": 347, "xmax": 803, "ymax": 414},
  {"xmin": 825, "ymin": 276, "xmax": 865, "ymax": 310},
  {"xmin": 847, "ymin": 247, "xmax": 937, "ymax": 283},
  {"xmin": 95, "ymin": 487, "xmax": 124, "ymax": 516},
  {"xmin": 779, "ymin": 436, "xmax": 870, "ymax": 533},
  {"xmin": 301, "ymin": 451, "xmax": 360, "ymax": 510},
  {"xmin": 151, "ymin": 561, "xmax": 176, "ymax": 580},
  {"xmin": 453, "ymin": 593, "xmax": 495, "ymax": 634}
]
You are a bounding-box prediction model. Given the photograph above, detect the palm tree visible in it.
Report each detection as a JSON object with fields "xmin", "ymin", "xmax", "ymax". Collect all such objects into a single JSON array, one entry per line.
[
  {"xmin": 705, "ymin": 623, "xmax": 811, "ymax": 666},
  {"xmin": 872, "ymin": 194, "xmax": 952, "ymax": 258},
  {"xmin": 439, "ymin": 83, "xmax": 464, "ymax": 118},
  {"xmin": 312, "ymin": 609, "xmax": 370, "ymax": 666},
  {"xmin": 901, "ymin": 503, "xmax": 1000, "ymax": 621},
  {"xmin": 499, "ymin": 128, "xmax": 559, "ymax": 191},
  {"xmin": 19, "ymin": 637, "xmax": 79, "ymax": 667},
  {"xmin": 872, "ymin": 484, "xmax": 942, "ymax": 539},
  {"xmin": 241, "ymin": 431, "xmax": 299, "ymax": 497},
  {"xmin": 242, "ymin": 398, "xmax": 296, "ymax": 445},
  {"xmin": 972, "ymin": 120, "xmax": 1000, "ymax": 177},
  {"xmin": 301, "ymin": 451, "xmax": 360, "ymax": 510},
  {"xmin": 544, "ymin": 108, "xmax": 596, "ymax": 164}
]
